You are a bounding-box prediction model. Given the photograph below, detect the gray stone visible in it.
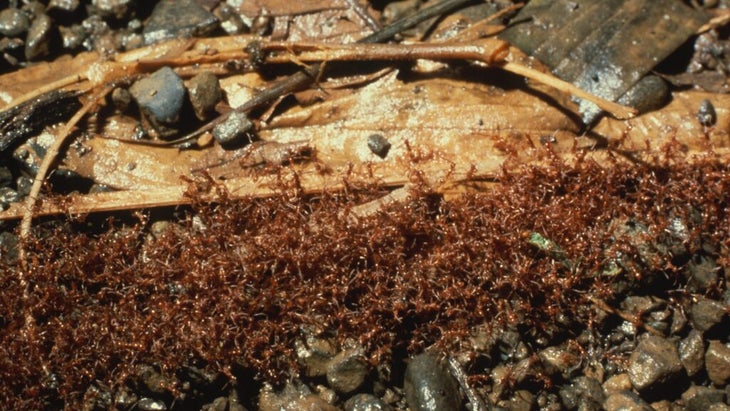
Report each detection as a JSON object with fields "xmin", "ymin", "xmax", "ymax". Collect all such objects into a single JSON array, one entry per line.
[
  {"xmin": 187, "ymin": 72, "xmax": 223, "ymax": 120},
  {"xmin": 404, "ymin": 353, "xmax": 462, "ymax": 411},
  {"xmin": 690, "ymin": 297, "xmax": 726, "ymax": 333},
  {"xmin": 508, "ymin": 390, "xmax": 535, "ymax": 411},
  {"xmin": 48, "ymin": 0, "xmax": 80, "ymax": 14},
  {"xmin": 326, "ymin": 348, "xmax": 368, "ymax": 394},
  {"xmin": 685, "ymin": 254, "xmax": 720, "ymax": 292},
  {"xmin": 679, "ymin": 330, "xmax": 705, "ymax": 376},
  {"xmin": 705, "ymin": 340, "xmax": 730, "ymax": 386},
  {"xmin": 681, "ymin": 385, "xmax": 726, "ymax": 411},
  {"xmin": 559, "ymin": 376, "xmax": 604, "ymax": 411},
  {"xmin": 539, "ymin": 344, "xmax": 582, "ymax": 379},
  {"xmin": 25, "ymin": 13, "xmax": 53, "ymax": 60},
  {"xmin": 130, "ymin": 67, "xmax": 185, "ymax": 126},
  {"xmin": 367, "ymin": 134, "xmax": 391, "ymax": 158},
  {"xmin": 343, "ymin": 393, "xmax": 393, "ymax": 411},
  {"xmin": 90, "ymin": 0, "xmax": 133, "ymax": 20},
  {"xmin": 628, "ymin": 334, "xmax": 683, "ymax": 392},
  {"xmin": 214, "ymin": 3, "xmax": 247, "ymax": 35},
  {"xmin": 603, "ymin": 390, "xmax": 654, "ymax": 411},
  {"xmin": 137, "ymin": 397, "xmax": 167, "ymax": 411},
  {"xmin": 201, "ymin": 396, "xmax": 228, "ymax": 411},
  {"xmin": 212, "ymin": 111, "xmax": 254, "ymax": 147},
  {"xmin": 0, "ymin": 8, "xmax": 30, "ymax": 37},
  {"xmin": 143, "ymin": 0, "xmax": 218, "ymax": 45},
  {"xmin": 295, "ymin": 336, "xmax": 336, "ymax": 377},
  {"xmin": 58, "ymin": 24, "xmax": 86, "ymax": 50}
]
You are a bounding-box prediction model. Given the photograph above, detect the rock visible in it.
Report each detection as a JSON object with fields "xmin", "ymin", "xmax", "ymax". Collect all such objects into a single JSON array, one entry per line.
[
  {"xmin": 214, "ymin": 3, "xmax": 247, "ymax": 35},
  {"xmin": 143, "ymin": 0, "xmax": 218, "ymax": 45},
  {"xmin": 689, "ymin": 297, "xmax": 727, "ymax": 333},
  {"xmin": 212, "ymin": 111, "xmax": 254, "ymax": 147},
  {"xmin": 367, "ymin": 134, "xmax": 391, "ymax": 159},
  {"xmin": 258, "ymin": 380, "xmax": 337, "ymax": 411},
  {"xmin": 508, "ymin": 390, "xmax": 535, "ymax": 411},
  {"xmin": 403, "ymin": 353, "xmax": 462, "ymax": 411},
  {"xmin": 705, "ymin": 340, "xmax": 730, "ymax": 386},
  {"xmin": 90, "ymin": 0, "xmax": 133, "ymax": 20},
  {"xmin": 136, "ymin": 364, "xmax": 169, "ymax": 395},
  {"xmin": 603, "ymin": 391, "xmax": 654, "ymax": 411},
  {"xmin": 0, "ymin": 187, "xmax": 21, "ymax": 205},
  {"xmin": 137, "ymin": 397, "xmax": 167, "ymax": 411},
  {"xmin": 201, "ymin": 396, "xmax": 228, "ymax": 411},
  {"xmin": 58, "ymin": 24, "xmax": 86, "ymax": 50},
  {"xmin": 187, "ymin": 72, "xmax": 223, "ymax": 120},
  {"xmin": 559, "ymin": 376, "xmax": 604, "ymax": 411},
  {"xmin": 538, "ymin": 344, "xmax": 582, "ymax": 379},
  {"xmin": 685, "ymin": 254, "xmax": 720, "ymax": 292},
  {"xmin": 48, "ymin": 0, "xmax": 81, "ymax": 14},
  {"xmin": 0, "ymin": 8, "xmax": 30, "ymax": 37},
  {"xmin": 602, "ymin": 373, "xmax": 632, "ymax": 396},
  {"xmin": 343, "ymin": 393, "xmax": 393, "ymax": 411},
  {"xmin": 295, "ymin": 336, "xmax": 336, "ymax": 377},
  {"xmin": 679, "ymin": 330, "xmax": 705, "ymax": 376},
  {"xmin": 627, "ymin": 335, "xmax": 683, "ymax": 392},
  {"xmin": 681, "ymin": 385, "xmax": 726, "ymax": 411},
  {"xmin": 25, "ymin": 13, "xmax": 54, "ymax": 60},
  {"xmin": 130, "ymin": 67, "xmax": 185, "ymax": 126},
  {"xmin": 326, "ymin": 348, "xmax": 369, "ymax": 394}
]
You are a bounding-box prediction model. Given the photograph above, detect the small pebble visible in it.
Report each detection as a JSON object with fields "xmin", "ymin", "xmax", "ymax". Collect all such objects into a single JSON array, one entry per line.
[
  {"xmin": 603, "ymin": 390, "xmax": 654, "ymax": 411},
  {"xmin": 697, "ymin": 99, "xmax": 717, "ymax": 127},
  {"xmin": 111, "ymin": 87, "xmax": 132, "ymax": 112},
  {"xmin": 678, "ymin": 330, "xmax": 705, "ymax": 376},
  {"xmin": 137, "ymin": 397, "xmax": 167, "ymax": 411},
  {"xmin": 130, "ymin": 66, "xmax": 186, "ymax": 126},
  {"xmin": 295, "ymin": 336, "xmax": 336, "ymax": 377},
  {"xmin": 212, "ymin": 111, "xmax": 254, "ymax": 147},
  {"xmin": 0, "ymin": 187, "xmax": 21, "ymax": 205},
  {"xmin": 326, "ymin": 348, "xmax": 369, "ymax": 394},
  {"xmin": 685, "ymin": 254, "xmax": 720, "ymax": 292},
  {"xmin": 403, "ymin": 352, "xmax": 462, "ymax": 411},
  {"xmin": 343, "ymin": 393, "xmax": 393, "ymax": 411},
  {"xmin": 367, "ymin": 134, "xmax": 391, "ymax": 158},
  {"xmin": 681, "ymin": 385, "xmax": 726, "ymax": 411},
  {"xmin": 617, "ymin": 75, "xmax": 669, "ymax": 115},
  {"xmin": 559, "ymin": 376, "xmax": 604, "ymax": 411},
  {"xmin": 705, "ymin": 340, "xmax": 730, "ymax": 386},
  {"xmin": 143, "ymin": 0, "xmax": 219, "ymax": 45},
  {"xmin": 627, "ymin": 334, "xmax": 682, "ymax": 392},
  {"xmin": 201, "ymin": 396, "xmax": 227, "ymax": 411},
  {"xmin": 58, "ymin": 24, "xmax": 86, "ymax": 50},
  {"xmin": 48, "ymin": 0, "xmax": 81, "ymax": 15},
  {"xmin": 0, "ymin": 8, "xmax": 30, "ymax": 37},
  {"xmin": 689, "ymin": 296, "xmax": 727, "ymax": 334},
  {"xmin": 538, "ymin": 344, "xmax": 582, "ymax": 379},
  {"xmin": 25, "ymin": 13, "xmax": 53, "ymax": 60},
  {"xmin": 90, "ymin": 0, "xmax": 134, "ymax": 20},
  {"xmin": 602, "ymin": 373, "xmax": 632, "ymax": 396},
  {"xmin": 187, "ymin": 71, "xmax": 223, "ymax": 120},
  {"xmin": 214, "ymin": 3, "xmax": 247, "ymax": 35},
  {"xmin": 508, "ymin": 389, "xmax": 536, "ymax": 411}
]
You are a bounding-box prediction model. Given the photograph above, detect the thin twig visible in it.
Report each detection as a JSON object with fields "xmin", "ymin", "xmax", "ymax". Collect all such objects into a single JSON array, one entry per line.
[
  {"xmin": 19, "ymin": 86, "xmax": 113, "ymax": 264},
  {"xmin": 153, "ymin": 0, "xmax": 477, "ymax": 147}
]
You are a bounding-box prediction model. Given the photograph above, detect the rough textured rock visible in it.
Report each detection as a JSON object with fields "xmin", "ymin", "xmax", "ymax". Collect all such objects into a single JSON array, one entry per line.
[
  {"xmin": 143, "ymin": 0, "xmax": 218, "ymax": 45},
  {"xmin": 603, "ymin": 390, "xmax": 654, "ymax": 411},
  {"xmin": 559, "ymin": 376, "xmax": 605, "ymax": 411},
  {"xmin": 295, "ymin": 336, "xmax": 336, "ymax": 378},
  {"xmin": 25, "ymin": 13, "xmax": 53, "ymax": 60},
  {"xmin": 679, "ymin": 330, "xmax": 705, "ymax": 376},
  {"xmin": 705, "ymin": 340, "xmax": 730, "ymax": 386},
  {"xmin": 326, "ymin": 348, "xmax": 369, "ymax": 394},
  {"xmin": 187, "ymin": 71, "xmax": 223, "ymax": 120},
  {"xmin": 212, "ymin": 111, "xmax": 254, "ymax": 147},
  {"xmin": 628, "ymin": 335, "xmax": 683, "ymax": 392},
  {"xmin": 343, "ymin": 393, "xmax": 393, "ymax": 411},
  {"xmin": 681, "ymin": 385, "xmax": 726, "ymax": 411},
  {"xmin": 0, "ymin": 8, "xmax": 30, "ymax": 37},
  {"xmin": 130, "ymin": 67, "xmax": 185, "ymax": 126},
  {"xmin": 404, "ymin": 353, "xmax": 462, "ymax": 411},
  {"xmin": 689, "ymin": 297, "xmax": 726, "ymax": 333}
]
